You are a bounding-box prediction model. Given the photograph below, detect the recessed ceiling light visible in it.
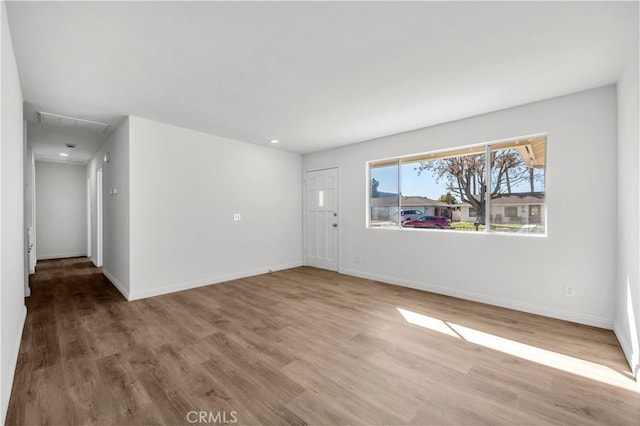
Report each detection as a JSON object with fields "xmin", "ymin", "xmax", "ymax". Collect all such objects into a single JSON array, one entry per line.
[
  {"xmin": 59, "ymin": 153, "xmax": 69, "ymax": 157},
  {"xmin": 269, "ymin": 139, "xmax": 279, "ymax": 144}
]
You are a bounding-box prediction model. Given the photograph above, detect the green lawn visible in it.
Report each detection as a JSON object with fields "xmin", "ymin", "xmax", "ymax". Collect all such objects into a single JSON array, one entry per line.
[
  {"xmin": 451, "ymin": 222, "xmax": 545, "ymax": 234},
  {"xmin": 490, "ymin": 223, "xmax": 526, "ymax": 231},
  {"xmin": 450, "ymin": 222, "xmax": 485, "ymax": 231}
]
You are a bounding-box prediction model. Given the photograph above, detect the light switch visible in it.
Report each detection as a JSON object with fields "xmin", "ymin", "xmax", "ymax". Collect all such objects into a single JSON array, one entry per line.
[{"xmin": 233, "ymin": 213, "xmax": 241, "ymax": 221}]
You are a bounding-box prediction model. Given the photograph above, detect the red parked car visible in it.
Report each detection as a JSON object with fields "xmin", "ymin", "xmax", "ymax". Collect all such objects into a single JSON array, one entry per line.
[{"xmin": 402, "ymin": 215, "xmax": 452, "ymax": 229}]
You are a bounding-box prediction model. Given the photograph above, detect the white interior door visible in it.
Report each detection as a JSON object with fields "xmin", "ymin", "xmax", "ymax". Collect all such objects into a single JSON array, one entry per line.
[
  {"xmin": 28, "ymin": 152, "xmax": 36, "ymax": 275},
  {"xmin": 305, "ymin": 168, "xmax": 339, "ymax": 271},
  {"xmin": 96, "ymin": 168, "xmax": 103, "ymax": 267},
  {"xmin": 23, "ymin": 120, "xmax": 32, "ymax": 297}
]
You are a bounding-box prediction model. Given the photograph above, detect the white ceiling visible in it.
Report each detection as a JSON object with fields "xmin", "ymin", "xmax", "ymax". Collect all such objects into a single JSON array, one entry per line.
[
  {"xmin": 28, "ymin": 121, "xmax": 105, "ymax": 165},
  {"xmin": 23, "ymin": 101, "xmax": 125, "ymax": 164},
  {"xmin": 6, "ymin": 1, "xmax": 639, "ymax": 154}
]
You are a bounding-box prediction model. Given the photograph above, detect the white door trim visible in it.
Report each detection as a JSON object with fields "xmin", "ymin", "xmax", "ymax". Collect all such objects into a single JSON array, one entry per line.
[{"xmin": 87, "ymin": 177, "xmax": 92, "ymax": 259}]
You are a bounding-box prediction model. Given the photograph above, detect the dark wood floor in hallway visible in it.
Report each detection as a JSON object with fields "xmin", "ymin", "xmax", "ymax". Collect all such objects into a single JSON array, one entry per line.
[{"xmin": 6, "ymin": 258, "xmax": 640, "ymax": 425}]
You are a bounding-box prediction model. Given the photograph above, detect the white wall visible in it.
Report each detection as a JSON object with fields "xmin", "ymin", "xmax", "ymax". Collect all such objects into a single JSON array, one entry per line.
[
  {"xmin": 128, "ymin": 116, "xmax": 302, "ymax": 300},
  {"xmin": 304, "ymin": 86, "xmax": 617, "ymax": 329},
  {"xmin": 0, "ymin": 1, "xmax": 26, "ymax": 422},
  {"xmin": 87, "ymin": 118, "xmax": 130, "ymax": 296},
  {"xmin": 614, "ymin": 56, "xmax": 640, "ymax": 378},
  {"xmin": 35, "ymin": 161, "xmax": 87, "ymax": 259}
]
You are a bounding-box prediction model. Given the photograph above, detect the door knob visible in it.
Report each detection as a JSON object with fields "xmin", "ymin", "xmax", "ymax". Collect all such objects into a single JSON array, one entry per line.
[{"xmin": 332, "ymin": 223, "xmax": 338, "ymax": 227}]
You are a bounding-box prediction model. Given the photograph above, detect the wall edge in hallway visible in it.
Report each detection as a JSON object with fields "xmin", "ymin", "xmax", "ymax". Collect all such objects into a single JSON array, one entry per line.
[
  {"xmin": 1, "ymin": 306, "xmax": 26, "ymax": 423},
  {"xmin": 103, "ymin": 268, "xmax": 129, "ymax": 300},
  {"xmin": 37, "ymin": 252, "xmax": 87, "ymax": 261},
  {"xmin": 341, "ymin": 268, "xmax": 614, "ymax": 330}
]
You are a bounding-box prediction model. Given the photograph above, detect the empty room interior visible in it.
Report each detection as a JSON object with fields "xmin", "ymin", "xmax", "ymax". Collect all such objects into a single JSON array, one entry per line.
[{"xmin": 1, "ymin": 1, "xmax": 640, "ymax": 425}]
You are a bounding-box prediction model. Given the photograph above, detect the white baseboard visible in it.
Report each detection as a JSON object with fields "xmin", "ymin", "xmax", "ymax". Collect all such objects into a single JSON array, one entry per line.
[
  {"xmin": 1, "ymin": 306, "xmax": 26, "ymax": 424},
  {"xmin": 37, "ymin": 251, "xmax": 87, "ymax": 260},
  {"xmin": 340, "ymin": 268, "xmax": 614, "ymax": 330},
  {"xmin": 128, "ymin": 261, "xmax": 303, "ymax": 301},
  {"xmin": 613, "ymin": 321, "xmax": 640, "ymax": 381},
  {"xmin": 90, "ymin": 256, "xmax": 98, "ymax": 267},
  {"xmin": 103, "ymin": 268, "xmax": 129, "ymax": 300}
]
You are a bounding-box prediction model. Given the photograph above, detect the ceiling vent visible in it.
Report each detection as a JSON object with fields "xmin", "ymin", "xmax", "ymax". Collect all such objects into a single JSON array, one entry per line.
[{"xmin": 38, "ymin": 111, "xmax": 109, "ymax": 133}]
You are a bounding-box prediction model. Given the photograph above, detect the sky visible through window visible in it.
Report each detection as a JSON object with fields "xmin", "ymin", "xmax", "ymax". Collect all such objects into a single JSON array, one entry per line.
[
  {"xmin": 371, "ymin": 163, "xmax": 456, "ymax": 199},
  {"xmin": 372, "ymin": 161, "xmax": 543, "ymax": 200}
]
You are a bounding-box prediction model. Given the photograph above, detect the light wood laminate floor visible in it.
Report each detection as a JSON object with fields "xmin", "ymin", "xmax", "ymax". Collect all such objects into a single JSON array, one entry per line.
[{"xmin": 6, "ymin": 258, "xmax": 640, "ymax": 425}]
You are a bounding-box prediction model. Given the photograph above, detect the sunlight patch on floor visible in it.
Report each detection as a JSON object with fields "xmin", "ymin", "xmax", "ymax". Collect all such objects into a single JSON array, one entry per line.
[{"xmin": 396, "ymin": 307, "xmax": 640, "ymax": 393}]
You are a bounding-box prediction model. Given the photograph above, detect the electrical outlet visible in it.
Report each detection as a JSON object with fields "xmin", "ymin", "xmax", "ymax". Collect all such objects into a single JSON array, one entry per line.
[
  {"xmin": 355, "ymin": 255, "xmax": 362, "ymax": 263},
  {"xmin": 565, "ymin": 285, "xmax": 575, "ymax": 297},
  {"xmin": 233, "ymin": 213, "xmax": 241, "ymax": 221}
]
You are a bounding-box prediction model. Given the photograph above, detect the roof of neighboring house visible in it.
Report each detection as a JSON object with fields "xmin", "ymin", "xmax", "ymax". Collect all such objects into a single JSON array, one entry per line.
[
  {"xmin": 371, "ymin": 195, "xmax": 471, "ymax": 208},
  {"xmin": 490, "ymin": 192, "xmax": 545, "ymax": 205}
]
